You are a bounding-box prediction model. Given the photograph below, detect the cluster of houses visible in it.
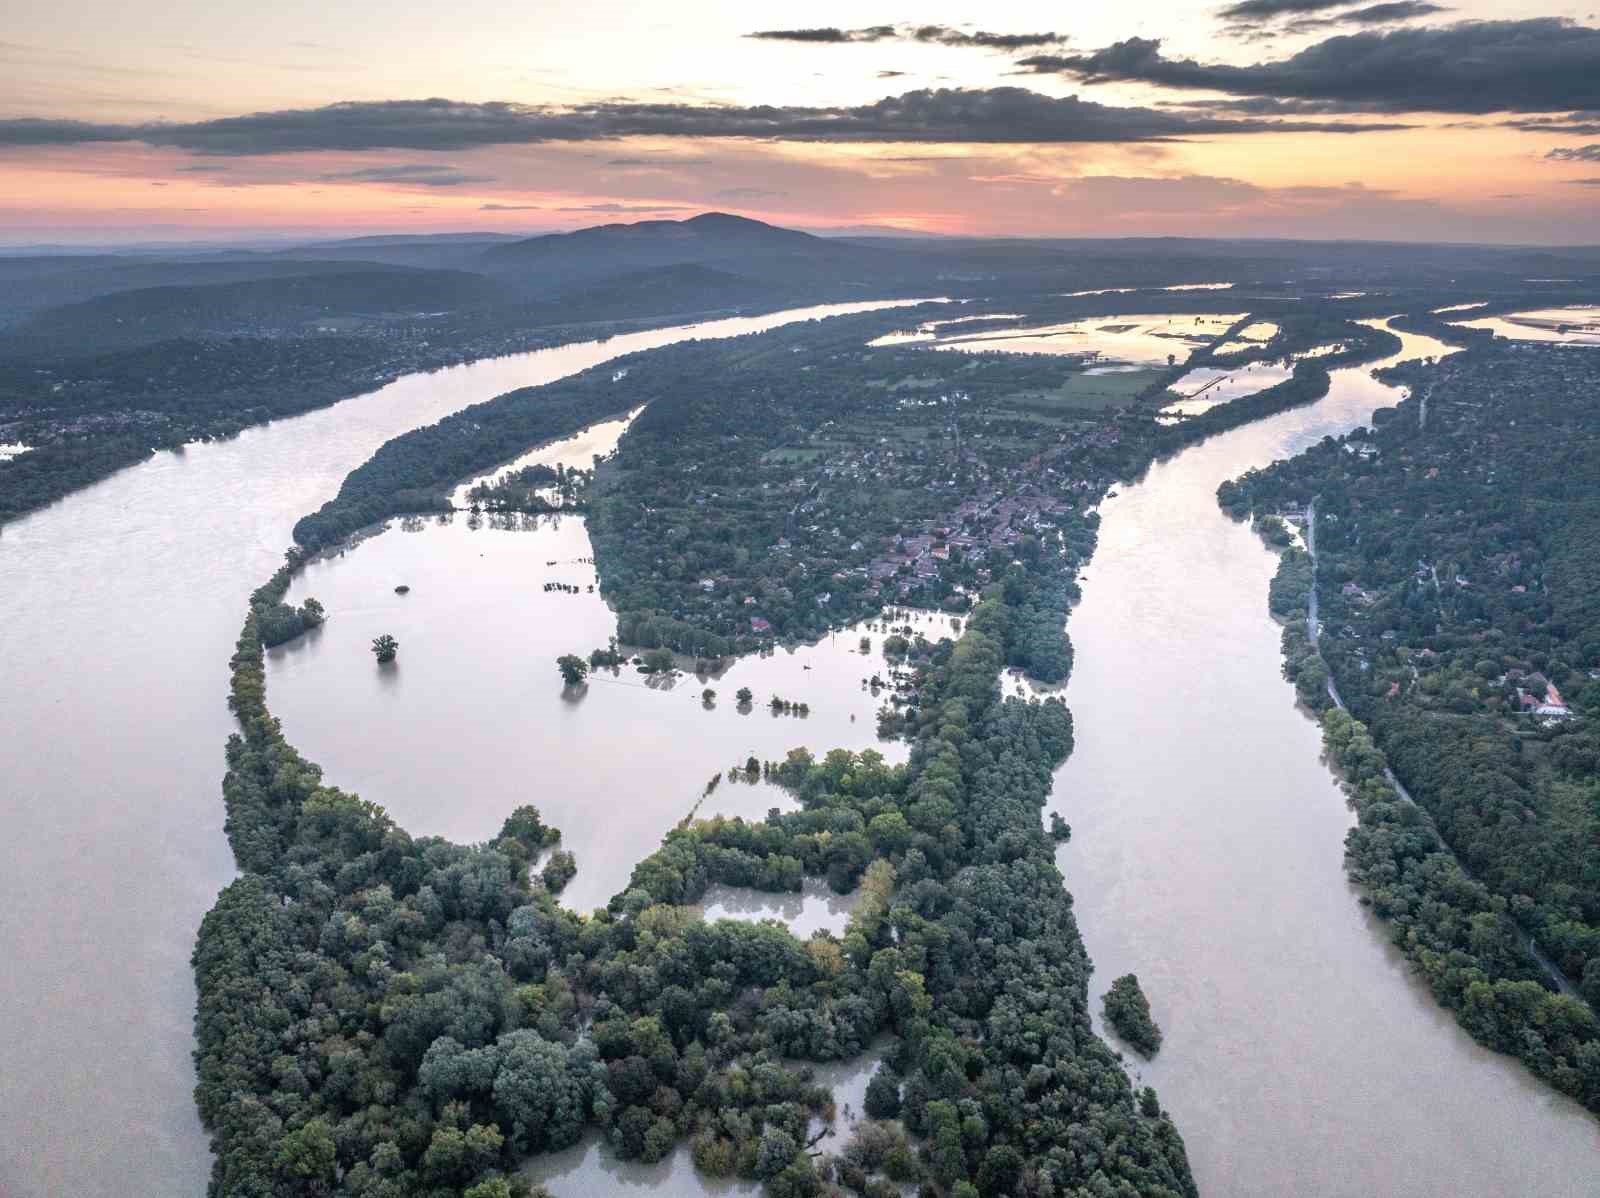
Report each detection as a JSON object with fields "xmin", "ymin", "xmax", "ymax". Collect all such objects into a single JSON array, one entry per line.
[{"xmin": 1512, "ymin": 674, "xmax": 1574, "ymax": 721}]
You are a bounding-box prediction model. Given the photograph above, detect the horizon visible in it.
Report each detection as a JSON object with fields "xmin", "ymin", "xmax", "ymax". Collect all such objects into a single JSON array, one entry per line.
[
  {"xmin": 5, "ymin": 208, "xmax": 1600, "ymax": 252},
  {"xmin": 4, "ymin": 1, "xmax": 1599, "ymax": 245}
]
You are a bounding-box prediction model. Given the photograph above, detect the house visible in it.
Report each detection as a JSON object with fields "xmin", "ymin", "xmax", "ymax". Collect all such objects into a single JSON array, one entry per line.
[{"xmin": 750, "ymin": 616, "xmax": 773, "ymax": 634}]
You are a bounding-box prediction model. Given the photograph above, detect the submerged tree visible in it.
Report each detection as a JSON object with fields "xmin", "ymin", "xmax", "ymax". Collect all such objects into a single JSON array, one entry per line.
[
  {"xmin": 556, "ymin": 654, "xmax": 589, "ymax": 688},
  {"xmin": 371, "ymin": 633, "xmax": 399, "ymax": 664}
]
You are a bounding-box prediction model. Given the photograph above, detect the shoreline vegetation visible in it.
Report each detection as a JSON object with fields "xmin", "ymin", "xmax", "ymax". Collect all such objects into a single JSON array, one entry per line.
[
  {"xmin": 0, "ymin": 295, "xmax": 840, "ymax": 529},
  {"xmin": 1220, "ymin": 332, "xmax": 1600, "ymax": 1116},
  {"xmin": 199, "ymin": 531, "xmax": 1198, "ymax": 1198},
  {"xmin": 191, "ymin": 298, "xmax": 1440, "ymax": 1196}
]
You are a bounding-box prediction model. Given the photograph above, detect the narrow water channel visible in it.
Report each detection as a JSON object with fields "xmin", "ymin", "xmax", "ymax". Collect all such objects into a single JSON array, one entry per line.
[
  {"xmin": 0, "ymin": 299, "xmax": 922, "ymax": 1198},
  {"xmin": 1050, "ymin": 324, "xmax": 1600, "ymax": 1195}
]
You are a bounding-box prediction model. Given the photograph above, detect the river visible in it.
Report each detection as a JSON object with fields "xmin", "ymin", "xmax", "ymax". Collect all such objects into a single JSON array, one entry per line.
[
  {"xmin": 4, "ymin": 307, "xmax": 1595, "ymax": 1198},
  {"xmin": 0, "ymin": 299, "xmax": 923, "ymax": 1198},
  {"xmin": 1049, "ymin": 322, "xmax": 1600, "ymax": 1195}
]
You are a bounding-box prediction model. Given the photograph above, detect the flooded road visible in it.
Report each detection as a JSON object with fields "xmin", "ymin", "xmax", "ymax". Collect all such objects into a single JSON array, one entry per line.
[
  {"xmin": 0, "ymin": 298, "xmax": 922, "ymax": 1198},
  {"xmin": 1049, "ymin": 323, "xmax": 1600, "ymax": 1195}
]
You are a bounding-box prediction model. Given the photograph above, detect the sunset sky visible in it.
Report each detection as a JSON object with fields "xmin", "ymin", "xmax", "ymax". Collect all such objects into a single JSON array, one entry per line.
[{"xmin": 4, "ymin": 0, "xmax": 1599, "ymax": 243}]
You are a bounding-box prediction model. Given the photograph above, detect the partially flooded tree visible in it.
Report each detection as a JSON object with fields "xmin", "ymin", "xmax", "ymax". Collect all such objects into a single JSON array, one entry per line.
[
  {"xmin": 371, "ymin": 634, "xmax": 398, "ymax": 664},
  {"xmin": 556, "ymin": 654, "xmax": 589, "ymax": 687}
]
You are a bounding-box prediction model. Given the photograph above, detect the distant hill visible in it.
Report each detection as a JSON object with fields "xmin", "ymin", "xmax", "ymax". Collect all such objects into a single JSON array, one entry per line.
[
  {"xmin": 0, "ymin": 256, "xmax": 454, "ymax": 328},
  {"xmin": 481, "ymin": 212, "xmax": 906, "ymax": 291},
  {"xmin": 12, "ymin": 267, "xmax": 510, "ymax": 351}
]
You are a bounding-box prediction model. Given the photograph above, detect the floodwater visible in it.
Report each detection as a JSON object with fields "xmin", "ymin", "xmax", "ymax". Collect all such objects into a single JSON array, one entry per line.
[
  {"xmin": 0, "ymin": 298, "xmax": 924, "ymax": 1198},
  {"xmin": 1160, "ymin": 360, "xmax": 1295, "ymax": 420},
  {"xmin": 1061, "ymin": 283, "xmax": 1235, "ymax": 298},
  {"xmin": 695, "ymin": 879, "xmax": 862, "ymax": 938},
  {"xmin": 872, "ymin": 312, "xmax": 1244, "ymax": 364},
  {"xmin": 269, "ymin": 517, "xmax": 911, "ymax": 913},
  {"xmin": 1050, "ymin": 321, "xmax": 1600, "ymax": 1195},
  {"xmin": 1452, "ymin": 306, "xmax": 1600, "ymax": 345}
]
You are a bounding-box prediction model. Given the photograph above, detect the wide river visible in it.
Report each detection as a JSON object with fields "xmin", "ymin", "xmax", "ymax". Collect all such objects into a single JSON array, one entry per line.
[
  {"xmin": 2, "ymin": 306, "xmax": 1595, "ymax": 1197},
  {"xmin": 1050, "ymin": 323, "xmax": 1599, "ymax": 1194},
  {"xmin": 0, "ymin": 300, "xmax": 921, "ymax": 1198}
]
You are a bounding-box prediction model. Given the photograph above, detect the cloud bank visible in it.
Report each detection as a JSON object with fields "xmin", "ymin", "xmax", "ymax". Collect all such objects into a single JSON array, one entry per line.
[
  {"xmin": 746, "ymin": 24, "xmax": 1066, "ymax": 49},
  {"xmin": 0, "ymin": 88, "xmax": 1407, "ymax": 156},
  {"xmin": 1020, "ymin": 19, "xmax": 1600, "ymax": 114}
]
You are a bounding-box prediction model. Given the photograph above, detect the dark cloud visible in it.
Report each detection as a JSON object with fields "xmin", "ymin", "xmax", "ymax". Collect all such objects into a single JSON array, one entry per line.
[
  {"xmin": 1283, "ymin": 2, "xmax": 1451, "ymax": 32},
  {"xmin": 0, "ymin": 89, "xmax": 1407, "ymax": 156},
  {"xmin": 908, "ymin": 26, "xmax": 1065, "ymax": 49},
  {"xmin": 1020, "ymin": 20, "xmax": 1600, "ymax": 114},
  {"xmin": 1217, "ymin": 0, "xmax": 1351, "ymax": 19},
  {"xmin": 1564, "ymin": 176, "xmax": 1600, "ymax": 184},
  {"xmin": 0, "ymin": 117, "xmax": 138, "ymax": 145},
  {"xmin": 480, "ymin": 202, "xmax": 542, "ymax": 210},
  {"xmin": 1159, "ymin": 95, "xmax": 1356, "ymax": 114},
  {"xmin": 878, "ymin": 70, "xmax": 908, "ymax": 78},
  {"xmin": 1332, "ymin": 2, "xmax": 1448, "ymax": 24},
  {"xmin": 1511, "ymin": 114, "xmax": 1600, "ymax": 136},
  {"xmin": 606, "ymin": 156, "xmax": 714, "ymax": 167},
  {"xmin": 1547, "ymin": 143, "xmax": 1600, "ymax": 161},
  {"xmin": 175, "ymin": 162, "xmax": 230, "ymax": 172},
  {"xmin": 746, "ymin": 27, "xmax": 895, "ymax": 44},
  {"xmin": 747, "ymin": 24, "xmax": 1063, "ymax": 50},
  {"xmin": 317, "ymin": 162, "xmax": 495, "ymax": 186}
]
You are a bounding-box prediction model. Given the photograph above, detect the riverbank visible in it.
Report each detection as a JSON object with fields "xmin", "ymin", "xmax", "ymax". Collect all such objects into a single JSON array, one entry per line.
[
  {"xmin": 0, "ymin": 300, "xmax": 933, "ymax": 1198},
  {"xmin": 197, "ymin": 489, "xmax": 1198, "ymax": 1195},
  {"xmin": 1049, "ymin": 321, "xmax": 1599, "ymax": 1197},
  {"xmin": 1242, "ymin": 369, "xmax": 1600, "ymax": 1116}
]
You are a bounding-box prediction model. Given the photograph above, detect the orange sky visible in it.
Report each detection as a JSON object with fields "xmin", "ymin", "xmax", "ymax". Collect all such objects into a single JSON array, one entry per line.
[{"xmin": 2, "ymin": 1, "xmax": 1597, "ymax": 243}]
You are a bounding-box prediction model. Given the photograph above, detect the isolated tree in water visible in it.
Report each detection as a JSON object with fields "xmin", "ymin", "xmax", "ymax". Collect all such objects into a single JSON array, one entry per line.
[
  {"xmin": 556, "ymin": 654, "xmax": 589, "ymax": 687},
  {"xmin": 371, "ymin": 634, "xmax": 399, "ymax": 664}
]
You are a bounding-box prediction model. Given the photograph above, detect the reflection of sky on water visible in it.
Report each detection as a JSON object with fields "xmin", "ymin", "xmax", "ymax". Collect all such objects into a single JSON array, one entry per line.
[{"xmin": 1452, "ymin": 306, "xmax": 1600, "ymax": 345}]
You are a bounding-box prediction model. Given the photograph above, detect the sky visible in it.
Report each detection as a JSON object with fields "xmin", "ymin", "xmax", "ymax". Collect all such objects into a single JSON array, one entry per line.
[{"xmin": 3, "ymin": 0, "xmax": 1599, "ymax": 244}]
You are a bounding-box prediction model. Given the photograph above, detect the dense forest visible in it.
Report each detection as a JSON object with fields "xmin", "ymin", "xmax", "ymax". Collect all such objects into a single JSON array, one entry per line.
[
  {"xmin": 196, "ymin": 539, "xmax": 1196, "ymax": 1196},
  {"xmin": 185, "ymin": 283, "xmax": 1600, "ymax": 1195},
  {"xmin": 182, "ymin": 300, "xmax": 1315, "ymax": 1196},
  {"xmin": 1220, "ymin": 338, "xmax": 1600, "ymax": 1112},
  {"xmin": 289, "ymin": 300, "xmax": 1405, "ymax": 662}
]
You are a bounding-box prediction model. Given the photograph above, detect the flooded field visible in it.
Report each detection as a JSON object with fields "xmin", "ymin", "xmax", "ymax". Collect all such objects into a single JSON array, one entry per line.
[
  {"xmin": 906, "ymin": 312, "xmax": 1246, "ymax": 364},
  {"xmin": 1160, "ymin": 359, "xmax": 1296, "ymax": 419},
  {"xmin": 1452, "ymin": 305, "xmax": 1600, "ymax": 344},
  {"xmin": 270, "ymin": 515, "xmax": 925, "ymax": 913}
]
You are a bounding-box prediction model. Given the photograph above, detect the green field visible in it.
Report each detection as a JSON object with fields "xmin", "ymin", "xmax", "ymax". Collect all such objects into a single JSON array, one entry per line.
[{"xmin": 997, "ymin": 367, "xmax": 1165, "ymax": 412}]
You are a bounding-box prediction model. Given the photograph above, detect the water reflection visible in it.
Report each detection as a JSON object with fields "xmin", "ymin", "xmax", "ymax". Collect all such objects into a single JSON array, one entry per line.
[
  {"xmin": 1159, "ymin": 360, "xmax": 1295, "ymax": 420},
  {"xmin": 1452, "ymin": 306, "xmax": 1600, "ymax": 345},
  {"xmin": 527, "ymin": 1132, "xmax": 761, "ymax": 1197},
  {"xmin": 270, "ymin": 513, "xmax": 919, "ymax": 912},
  {"xmin": 871, "ymin": 312, "xmax": 1245, "ymax": 365},
  {"xmin": 695, "ymin": 878, "xmax": 862, "ymax": 938}
]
